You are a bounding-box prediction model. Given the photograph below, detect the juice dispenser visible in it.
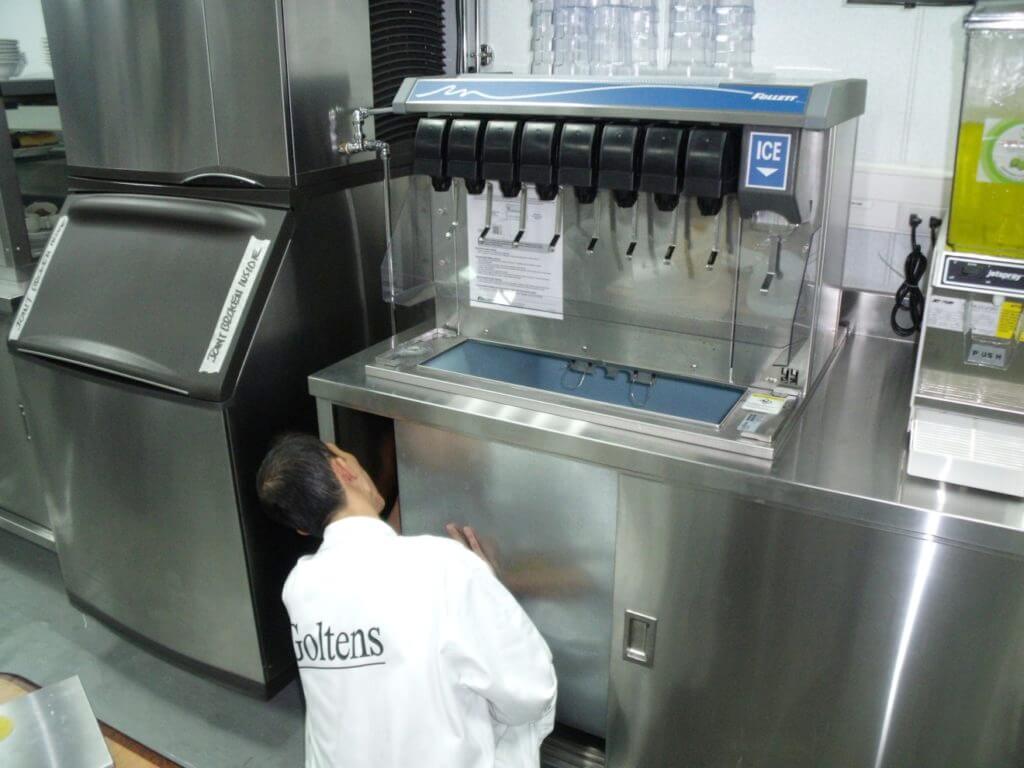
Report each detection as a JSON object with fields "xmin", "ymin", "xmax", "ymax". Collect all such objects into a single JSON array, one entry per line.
[
  {"xmin": 908, "ymin": 2, "xmax": 1024, "ymax": 497},
  {"xmin": 948, "ymin": 0, "xmax": 1024, "ymax": 258}
]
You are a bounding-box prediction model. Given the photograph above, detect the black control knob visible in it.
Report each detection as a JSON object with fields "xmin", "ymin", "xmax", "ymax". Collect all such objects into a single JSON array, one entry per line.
[
  {"xmin": 482, "ymin": 120, "xmax": 523, "ymax": 198},
  {"xmin": 683, "ymin": 128, "xmax": 740, "ymax": 216},
  {"xmin": 558, "ymin": 123, "xmax": 601, "ymax": 204},
  {"xmin": 520, "ymin": 121, "xmax": 562, "ymax": 201},
  {"xmin": 447, "ymin": 118, "xmax": 487, "ymax": 195},
  {"xmin": 599, "ymin": 124, "xmax": 644, "ymax": 208},
  {"xmin": 639, "ymin": 125, "xmax": 688, "ymax": 212}
]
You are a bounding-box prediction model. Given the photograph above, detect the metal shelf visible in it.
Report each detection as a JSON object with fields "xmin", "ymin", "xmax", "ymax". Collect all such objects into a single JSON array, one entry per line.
[{"xmin": 0, "ymin": 79, "xmax": 57, "ymax": 107}]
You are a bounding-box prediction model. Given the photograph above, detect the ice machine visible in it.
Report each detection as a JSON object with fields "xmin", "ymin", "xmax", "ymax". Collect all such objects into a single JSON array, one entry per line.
[{"xmin": 9, "ymin": 0, "xmax": 445, "ymax": 694}]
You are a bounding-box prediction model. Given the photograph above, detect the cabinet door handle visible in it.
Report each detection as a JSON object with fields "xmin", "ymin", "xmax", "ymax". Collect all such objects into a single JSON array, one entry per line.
[
  {"xmin": 623, "ymin": 610, "xmax": 658, "ymax": 667},
  {"xmin": 18, "ymin": 403, "xmax": 31, "ymax": 441}
]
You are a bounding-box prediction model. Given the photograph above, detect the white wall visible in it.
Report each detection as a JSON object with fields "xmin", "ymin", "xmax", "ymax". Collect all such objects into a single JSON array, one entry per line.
[
  {"xmin": 1, "ymin": 0, "xmax": 59, "ymax": 131},
  {"xmin": 480, "ymin": 0, "xmax": 968, "ymax": 292},
  {"xmin": 0, "ymin": 0, "xmax": 49, "ymax": 79}
]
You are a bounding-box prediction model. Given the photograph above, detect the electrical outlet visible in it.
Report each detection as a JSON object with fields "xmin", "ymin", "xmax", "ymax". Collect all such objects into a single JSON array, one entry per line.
[
  {"xmin": 849, "ymin": 166, "xmax": 951, "ymax": 235},
  {"xmin": 898, "ymin": 203, "xmax": 945, "ymax": 234}
]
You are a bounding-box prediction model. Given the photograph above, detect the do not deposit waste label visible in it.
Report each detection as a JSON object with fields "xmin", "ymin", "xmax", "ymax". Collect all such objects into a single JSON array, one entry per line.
[
  {"xmin": 200, "ymin": 236, "xmax": 271, "ymax": 374},
  {"xmin": 8, "ymin": 215, "xmax": 69, "ymax": 342},
  {"xmin": 467, "ymin": 189, "xmax": 563, "ymax": 320}
]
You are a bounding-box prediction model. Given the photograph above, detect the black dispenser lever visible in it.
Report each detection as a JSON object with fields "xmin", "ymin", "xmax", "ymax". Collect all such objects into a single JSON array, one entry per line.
[
  {"xmin": 520, "ymin": 122, "xmax": 564, "ymax": 250},
  {"xmin": 482, "ymin": 121, "xmax": 523, "ymax": 199},
  {"xmin": 520, "ymin": 121, "xmax": 561, "ymax": 201},
  {"xmin": 599, "ymin": 124, "xmax": 644, "ymax": 259},
  {"xmin": 446, "ymin": 119, "xmax": 487, "ymax": 196},
  {"xmin": 559, "ymin": 123, "xmax": 602, "ymax": 254},
  {"xmin": 683, "ymin": 129, "xmax": 739, "ymax": 217},
  {"xmin": 558, "ymin": 123, "xmax": 601, "ymax": 205},
  {"xmin": 598, "ymin": 124, "xmax": 643, "ymax": 209},
  {"xmin": 639, "ymin": 126, "xmax": 687, "ymax": 212},
  {"xmin": 481, "ymin": 121, "xmax": 525, "ymax": 244},
  {"xmin": 413, "ymin": 118, "xmax": 452, "ymax": 192},
  {"xmin": 640, "ymin": 125, "xmax": 688, "ymax": 262}
]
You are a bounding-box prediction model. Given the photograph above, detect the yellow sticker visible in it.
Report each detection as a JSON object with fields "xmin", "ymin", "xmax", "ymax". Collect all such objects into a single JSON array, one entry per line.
[
  {"xmin": 997, "ymin": 302, "xmax": 1023, "ymax": 340},
  {"xmin": 0, "ymin": 715, "xmax": 13, "ymax": 741}
]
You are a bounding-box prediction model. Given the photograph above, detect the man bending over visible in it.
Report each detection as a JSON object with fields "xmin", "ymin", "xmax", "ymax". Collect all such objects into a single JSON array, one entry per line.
[{"xmin": 257, "ymin": 434, "xmax": 557, "ymax": 768}]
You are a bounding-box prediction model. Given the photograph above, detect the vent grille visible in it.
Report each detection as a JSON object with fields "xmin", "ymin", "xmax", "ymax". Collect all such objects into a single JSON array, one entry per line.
[{"xmin": 369, "ymin": 0, "xmax": 446, "ymax": 145}]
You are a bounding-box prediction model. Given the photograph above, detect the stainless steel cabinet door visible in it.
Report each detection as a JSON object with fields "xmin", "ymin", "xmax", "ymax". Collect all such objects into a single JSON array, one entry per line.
[
  {"xmin": 16, "ymin": 359, "xmax": 265, "ymax": 685},
  {"xmin": 610, "ymin": 475, "xmax": 1024, "ymax": 767},
  {"xmin": 395, "ymin": 422, "xmax": 618, "ymax": 738},
  {"xmin": 0, "ymin": 312, "xmax": 47, "ymax": 530},
  {"xmin": 42, "ymin": 0, "xmax": 291, "ymax": 182},
  {"xmin": 43, "ymin": 0, "xmax": 220, "ymax": 177}
]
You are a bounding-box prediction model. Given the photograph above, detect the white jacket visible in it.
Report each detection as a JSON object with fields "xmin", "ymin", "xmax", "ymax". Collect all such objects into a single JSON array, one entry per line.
[{"xmin": 282, "ymin": 516, "xmax": 557, "ymax": 768}]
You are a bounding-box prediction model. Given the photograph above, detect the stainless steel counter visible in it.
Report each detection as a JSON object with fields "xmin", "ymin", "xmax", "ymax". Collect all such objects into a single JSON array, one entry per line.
[
  {"xmin": 311, "ymin": 292, "xmax": 1024, "ymax": 765},
  {"xmin": 310, "ymin": 299, "xmax": 1024, "ymax": 562}
]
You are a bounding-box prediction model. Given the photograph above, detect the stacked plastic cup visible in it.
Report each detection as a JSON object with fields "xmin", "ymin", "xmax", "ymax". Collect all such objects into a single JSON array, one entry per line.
[
  {"xmin": 710, "ymin": 0, "xmax": 754, "ymax": 76},
  {"xmin": 590, "ymin": 0, "xmax": 630, "ymax": 76},
  {"xmin": 553, "ymin": 0, "xmax": 594, "ymax": 75},
  {"xmin": 625, "ymin": 0, "xmax": 659, "ymax": 75},
  {"xmin": 668, "ymin": 0, "xmax": 711, "ymax": 74},
  {"xmin": 531, "ymin": 0, "xmax": 557, "ymax": 75}
]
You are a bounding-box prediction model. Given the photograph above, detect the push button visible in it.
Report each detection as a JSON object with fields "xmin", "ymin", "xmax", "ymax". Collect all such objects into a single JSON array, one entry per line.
[
  {"xmin": 413, "ymin": 118, "xmax": 452, "ymax": 192},
  {"xmin": 639, "ymin": 126, "xmax": 687, "ymax": 212},
  {"xmin": 558, "ymin": 123, "xmax": 601, "ymax": 204},
  {"xmin": 482, "ymin": 120, "xmax": 522, "ymax": 198},
  {"xmin": 520, "ymin": 121, "xmax": 561, "ymax": 201},
  {"xmin": 683, "ymin": 128, "xmax": 740, "ymax": 216},
  {"xmin": 599, "ymin": 124, "xmax": 644, "ymax": 208},
  {"xmin": 447, "ymin": 119, "xmax": 487, "ymax": 195}
]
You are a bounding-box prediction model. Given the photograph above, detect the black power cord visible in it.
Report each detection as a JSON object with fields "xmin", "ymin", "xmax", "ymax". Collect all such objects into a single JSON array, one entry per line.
[{"xmin": 891, "ymin": 214, "xmax": 942, "ymax": 337}]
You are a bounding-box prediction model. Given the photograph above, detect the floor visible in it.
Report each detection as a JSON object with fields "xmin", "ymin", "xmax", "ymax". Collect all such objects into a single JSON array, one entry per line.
[{"xmin": 0, "ymin": 531, "xmax": 306, "ymax": 767}]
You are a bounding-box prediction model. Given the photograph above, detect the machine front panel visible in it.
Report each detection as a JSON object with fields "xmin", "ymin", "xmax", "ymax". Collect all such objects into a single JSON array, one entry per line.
[{"xmin": 14, "ymin": 358, "xmax": 265, "ymax": 685}]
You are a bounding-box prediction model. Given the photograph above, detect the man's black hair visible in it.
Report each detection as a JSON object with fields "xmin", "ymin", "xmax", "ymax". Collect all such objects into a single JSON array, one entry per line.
[{"xmin": 257, "ymin": 433, "xmax": 346, "ymax": 537}]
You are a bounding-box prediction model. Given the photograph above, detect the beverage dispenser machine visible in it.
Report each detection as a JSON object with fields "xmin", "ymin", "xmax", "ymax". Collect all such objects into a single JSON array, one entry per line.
[
  {"xmin": 909, "ymin": 1, "xmax": 1024, "ymax": 496},
  {"xmin": 313, "ymin": 72, "xmax": 865, "ymax": 760}
]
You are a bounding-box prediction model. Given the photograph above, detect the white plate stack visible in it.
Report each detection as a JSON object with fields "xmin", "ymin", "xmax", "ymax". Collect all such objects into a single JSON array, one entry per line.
[{"xmin": 0, "ymin": 38, "xmax": 26, "ymax": 80}]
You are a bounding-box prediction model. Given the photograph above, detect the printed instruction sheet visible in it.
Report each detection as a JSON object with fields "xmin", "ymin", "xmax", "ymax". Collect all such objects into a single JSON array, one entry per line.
[{"xmin": 466, "ymin": 188, "xmax": 563, "ymax": 320}]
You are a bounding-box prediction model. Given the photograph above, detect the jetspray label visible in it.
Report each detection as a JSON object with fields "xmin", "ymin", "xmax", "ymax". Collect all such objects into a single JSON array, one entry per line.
[
  {"xmin": 199, "ymin": 235, "xmax": 271, "ymax": 374},
  {"xmin": 8, "ymin": 215, "xmax": 69, "ymax": 342}
]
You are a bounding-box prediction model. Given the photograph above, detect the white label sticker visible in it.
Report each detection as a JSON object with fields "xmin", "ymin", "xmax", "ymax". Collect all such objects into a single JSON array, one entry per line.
[
  {"xmin": 8, "ymin": 215, "xmax": 69, "ymax": 342},
  {"xmin": 925, "ymin": 296, "xmax": 965, "ymax": 332},
  {"xmin": 742, "ymin": 393, "xmax": 788, "ymax": 415},
  {"xmin": 199, "ymin": 235, "xmax": 271, "ymax": 374},
  {"xmin": 969, "ymin": 300, "xmax": 1000, "ymax": 337},
  {"xmin": 467, "ymin": 188, "xmax": 563, "ymax": 320},
  {"xmin": 738, "ymin": 412, "xmax": 767, "ymax": 434}
]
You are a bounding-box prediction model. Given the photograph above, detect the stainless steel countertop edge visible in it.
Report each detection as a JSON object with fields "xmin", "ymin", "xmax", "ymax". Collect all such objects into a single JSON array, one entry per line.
[{"xmin": 310, "ymin": 324, "xmax": 1024, "ymax": 560}]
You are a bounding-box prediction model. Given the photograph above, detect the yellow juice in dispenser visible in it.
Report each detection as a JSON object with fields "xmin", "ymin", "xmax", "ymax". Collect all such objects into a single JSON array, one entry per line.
[{"xmin": 949, "ymin": 119, "xmax": 1024, "ymax": 258}]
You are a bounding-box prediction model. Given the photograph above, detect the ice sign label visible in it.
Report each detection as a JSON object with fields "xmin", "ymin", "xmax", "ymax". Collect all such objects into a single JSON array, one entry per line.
[{"xmin": 746, "ymin": 132, "xmax": 791, "ymax": 191}]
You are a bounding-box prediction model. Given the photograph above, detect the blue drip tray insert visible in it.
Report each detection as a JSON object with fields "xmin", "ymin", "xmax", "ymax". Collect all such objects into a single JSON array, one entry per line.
[{"xmin": 421, "ymin": 340, "xmax": 744, "ymax": 426}]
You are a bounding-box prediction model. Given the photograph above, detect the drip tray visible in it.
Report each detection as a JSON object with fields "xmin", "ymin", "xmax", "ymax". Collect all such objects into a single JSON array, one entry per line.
[
  {"xmin": 422, "ymin": 340, "xmax": 743, "ymax": 426},
  {"xmin": 365, "ymin": 332, "xmax": 788, "ymax": 460}
]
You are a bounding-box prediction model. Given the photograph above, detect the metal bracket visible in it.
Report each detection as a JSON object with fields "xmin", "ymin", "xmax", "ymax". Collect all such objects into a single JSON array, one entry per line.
[
  {"xmin": 628, "ymin": 370, "xmax": 656, "ymax": 407},
  {"xmin": 561, "ymin": 359, "xmax": 593, "ymax": 390}
]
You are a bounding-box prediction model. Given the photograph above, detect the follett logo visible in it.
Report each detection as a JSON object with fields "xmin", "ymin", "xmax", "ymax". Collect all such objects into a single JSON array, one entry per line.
[{"xmin": 752, "ymin": 92, "xmax": 800, "ymax": 103}]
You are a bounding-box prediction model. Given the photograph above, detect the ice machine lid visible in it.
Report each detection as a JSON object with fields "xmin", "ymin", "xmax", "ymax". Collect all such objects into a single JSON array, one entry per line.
[{"xmin": 8, "ymin": 193, "xmax": 291, "ymax": 401}]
